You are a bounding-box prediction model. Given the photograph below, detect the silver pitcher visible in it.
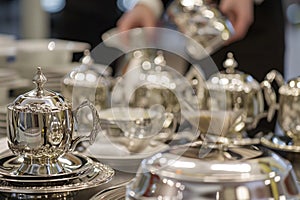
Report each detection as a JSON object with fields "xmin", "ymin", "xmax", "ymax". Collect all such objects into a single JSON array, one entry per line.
[
  {"xmin": 7, "ymin": 67, "xmax": 99, "ymax": 175},
  {"xmin": 167, "ymin": 0, "xmax": 234, "ymax": 59}
]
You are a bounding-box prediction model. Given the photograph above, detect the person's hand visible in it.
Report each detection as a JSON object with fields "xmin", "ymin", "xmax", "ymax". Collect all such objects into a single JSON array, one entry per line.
[
  {"xmin": 219, "ymin": 0, "xmax": 254, "ymax": 44},
  {"xmin": 117, "ymin": 4, "xmax": 157, "ymax": 33}
]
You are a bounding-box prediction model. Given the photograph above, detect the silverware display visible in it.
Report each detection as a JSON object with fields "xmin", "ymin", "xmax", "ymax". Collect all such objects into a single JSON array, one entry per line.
[
  {"xmin": 167, "ymin": 0, "xmax": 234, "ymax": 59},
  {"xmin": 126, "ymin": 141, "xmax": 300, "ymax": 200}
]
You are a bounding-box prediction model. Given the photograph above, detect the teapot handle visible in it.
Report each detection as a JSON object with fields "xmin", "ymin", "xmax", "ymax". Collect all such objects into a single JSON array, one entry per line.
[
  {"xmin": 261, "ymin": 70, "xmax": 284, "ymax": 122},
  {"xmin": 70, "ymin": 100, "xmax": 100, "ymax": 151}
]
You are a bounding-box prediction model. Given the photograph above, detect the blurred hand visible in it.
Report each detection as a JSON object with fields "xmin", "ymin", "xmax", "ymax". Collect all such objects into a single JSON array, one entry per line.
[
  {"xmin": 117, "ymin": 4, "xmax": 157, "ymax": 33},
  {"xmin": 219, "ymin": 0, "xmax": 254, "ymax": 44}
]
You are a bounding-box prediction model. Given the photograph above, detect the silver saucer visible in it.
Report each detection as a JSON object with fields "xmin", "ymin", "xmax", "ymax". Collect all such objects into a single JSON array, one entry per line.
[
  {"xmin": 0, "ymin": 152, "xmax": 114, "ymax": 193},
  {"xmin": 202, "ymin": 133, "xmax": 261, "ymax": 146}
]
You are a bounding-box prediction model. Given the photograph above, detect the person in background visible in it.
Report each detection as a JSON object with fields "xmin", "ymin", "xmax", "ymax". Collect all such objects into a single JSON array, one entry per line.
[
  {"xmin": 117, "ymin": 0, "xmax": 285, "ymax": 134},
  {"xmin": 118, "ymin": 0, "xmax": 284, "ymax": 81}
]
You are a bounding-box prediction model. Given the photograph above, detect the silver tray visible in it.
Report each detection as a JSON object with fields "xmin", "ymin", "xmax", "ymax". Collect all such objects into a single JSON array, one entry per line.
[{"xmin": 0, "ymin": 152, "xmax": 114, "ymax": 194}]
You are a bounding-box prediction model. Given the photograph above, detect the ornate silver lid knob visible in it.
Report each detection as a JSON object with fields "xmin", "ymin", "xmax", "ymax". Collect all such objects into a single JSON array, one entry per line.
[
  {"xmin": 33, "ymin": 67, "xmax": 47, "ymax": 97},
  {"xmin": 223, "ymin": 52, "xmax": 238, "ymax": 74}
]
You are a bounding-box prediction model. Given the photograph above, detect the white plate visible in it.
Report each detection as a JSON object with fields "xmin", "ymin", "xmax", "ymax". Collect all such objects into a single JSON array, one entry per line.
[
  {"xmin": 0, "ymin": 137, "xmax": 8, "ymax": 154},
  {"xmin": 85, "ymin": 136, "xmax": 169, "ymax": 173}
]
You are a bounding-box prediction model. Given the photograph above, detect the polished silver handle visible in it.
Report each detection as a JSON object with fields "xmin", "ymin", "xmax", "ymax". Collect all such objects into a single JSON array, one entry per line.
[
  {"xmin": 261, "ymin": 70, "xmax": 284, "ymax": 122},
  {"xmin": 70, "ymin": 100, "xmax": 100, "ymax": 151}
]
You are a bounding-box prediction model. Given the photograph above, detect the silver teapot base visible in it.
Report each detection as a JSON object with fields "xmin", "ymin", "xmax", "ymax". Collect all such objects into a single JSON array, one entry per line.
[
  {"xmin": 13, "ymin": 156, "xmax": 65, "ymax": 176},
  {"xmin": 0, "ymin": 152, "xmax": 115, "ymax": 194}
]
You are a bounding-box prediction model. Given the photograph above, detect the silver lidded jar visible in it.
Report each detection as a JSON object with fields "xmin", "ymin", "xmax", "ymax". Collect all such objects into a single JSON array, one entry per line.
[{"xmin": 7, "ymin": 67, "xmax": 99, "ymax": 175}]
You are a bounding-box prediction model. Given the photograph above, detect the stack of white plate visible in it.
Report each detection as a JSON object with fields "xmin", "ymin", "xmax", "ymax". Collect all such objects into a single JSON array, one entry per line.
[
  {"xmin": 0, "ymin": 106, "xmax": 6, "ymax": 136},
  {"xmin": 0, "ymin": 69, "xmax": 31, "ymax": 104},
  {"xmin": 42, "ymin": 62, "xmax": 80, "ymax": 92}
]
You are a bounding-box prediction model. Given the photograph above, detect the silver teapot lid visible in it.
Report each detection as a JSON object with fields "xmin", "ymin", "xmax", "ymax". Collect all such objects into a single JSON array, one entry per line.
[
  {"xmin": 62, "ymin": 50, "xmax": 111, "ymax": 88},
  {"xmin": 207, "ymin": 52, "xmax": 260, "ymax": 93},
  {"xmin": 279, "ymin": 77, "xmax": 300, "ymax": 96},
  {"xmin": 140, "ymin": 141, "xmax": 291, "ymax": 183},
  {"xmin": 8, "ymin": 67, "xmax": 70, "ymax": 113}
]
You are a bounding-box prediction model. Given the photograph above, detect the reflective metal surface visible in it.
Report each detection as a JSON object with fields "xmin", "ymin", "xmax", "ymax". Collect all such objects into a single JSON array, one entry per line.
[
  {"xmin": 167, "ymin": 0, "xmax": 234, "ymax": 59},
  {"xmin": 0, "ymin": 151, "xmax": 114, "ymax": 194},
  {"xmin": 6, "ymin": 67, "xmax": 100, "ymax": 175},
  {"xmin": 188, "ymin": 53, "xmax": 270, "ymax": 140},
  {"xmin": 126, "ymin": 141, "xmax": 300, "ymax": 199}
]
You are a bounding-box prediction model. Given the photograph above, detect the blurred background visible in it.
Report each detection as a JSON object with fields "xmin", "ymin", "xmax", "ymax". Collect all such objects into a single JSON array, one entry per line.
[{"xmin": 0, "ymin": 0, "xmax": 299, "ymax": 80}]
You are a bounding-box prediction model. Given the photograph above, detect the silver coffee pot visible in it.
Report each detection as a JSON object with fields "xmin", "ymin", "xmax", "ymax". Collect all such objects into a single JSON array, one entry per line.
[{"xmin": 7, "ymin": 67, "xmax": 99, "ymax": 175}]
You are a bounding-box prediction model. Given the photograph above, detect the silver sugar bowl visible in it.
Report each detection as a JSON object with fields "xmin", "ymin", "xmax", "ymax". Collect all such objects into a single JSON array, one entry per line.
[{"xmin": 7, "ymin": 67, "xmax": 99, "ymax": 175}]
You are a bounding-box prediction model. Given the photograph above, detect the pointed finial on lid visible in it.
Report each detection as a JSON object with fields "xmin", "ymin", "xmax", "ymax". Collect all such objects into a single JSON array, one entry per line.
[
  {"xmin": 33, "ymin": 67, "xmax": 47, "ymax": 97},
  {"xmin": 81, "ymin": 49, "xmax": 94, "ymax": 66},
  {"xmin": 223, "ymin": 52, "xmax": 238, "ymax": 73}
]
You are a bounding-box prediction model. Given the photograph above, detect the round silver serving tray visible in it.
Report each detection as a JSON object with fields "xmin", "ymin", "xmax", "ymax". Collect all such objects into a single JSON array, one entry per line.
[{"xmin": 0, "ymin": 151, "xmax": 114, "ymax": 194}]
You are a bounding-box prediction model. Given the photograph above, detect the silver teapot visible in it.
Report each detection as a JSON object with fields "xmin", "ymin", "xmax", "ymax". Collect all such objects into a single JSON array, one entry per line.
[
  {"xmin": 188, "ymin": 53, "xmax": 273, "ymax": 140},
  {"xmin": 7, "ymin": 67, "xmax": 99, "ymax": 175},
  {"xmin": 61, "ymin": 50, "xmax": 112, "ymax": 131},
  {"xmin": 262, "ymin": 70, "xmax": 300, "ymax": 142},
  {"xmin": 61, "ymin": 50, "xmax": 112, "ymax": 110}
]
